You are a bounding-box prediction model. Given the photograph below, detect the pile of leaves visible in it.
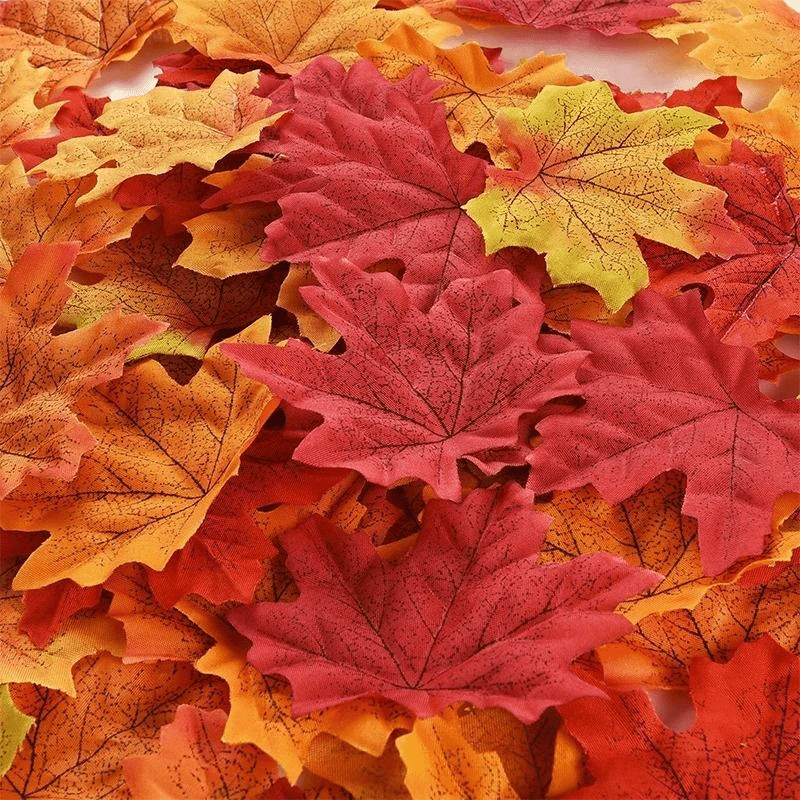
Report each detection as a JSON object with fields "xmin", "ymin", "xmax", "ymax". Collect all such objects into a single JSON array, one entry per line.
[{"xmin": 1, "ymin": 0, "xmax": 799, "ymax": 797}]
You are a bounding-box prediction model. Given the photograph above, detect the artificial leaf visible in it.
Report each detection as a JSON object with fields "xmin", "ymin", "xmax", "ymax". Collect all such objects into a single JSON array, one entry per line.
[
  {"xmin": 599, "ymin": 559, "xmax": 800, "ymax": 688},
  {"xmin": 123, "ymin": 705, "xmax": 283, "ymax": 799},
  {"xmin": 20, "ymin": 579, "xmax": 103, "ymax": 647},
  {"xmin": 0, "ymin": 685, "xmax": 33, "ymax": 778},
  {"xmin": 228, "ymin": 483, "xmax": 658, "ymax": 721},
  {"xmin": 64, "ymin": 219, "xmax": 279, "ymax": 359},
  {"xmin": 0, "ymin": 0, "xmax": 175, "ymax": 98},
  {"xmin": 757, "ymin": 338, "xmax": 800, "ymax": 382},
  {"xmin": 224, "ymin": 260, "xmax": 583, "ymax": 501},
  {"xmin": 0, "ymin": 159, "xmax": 147, "ymax": 274},
  {"xmin": 648, "ymin": 142, "xmax": 800, "ymax": 345},
  {"xmin": 0, "ymin": 242, "xmax": 162, "ymax": 498},
  {"xmin": 527, "ymin": 289, "xmax": 800, "ymax": 575},
  {"xmin": 177, "ymin": 202, "xmax": 279, "ymax": 278},
  {"xmin": 169, "ymin": 0, "xmax": 459, "ymax": 75},
  {"xmin": 36, "ymin": 70, "xmax": 281, "ymax": 206},
  {"xmin": 457, "ymin": 0, "xmax": 681, "ymax": 34},
  {"xmin": 278, "ymin": 264, "xmax": 341, "ymax": 352},
  {"xmin": 358, "ymin": 24, "xmax": 582, "ymax": 159},
  {"xmin": 396, "ymin": 708, "xmax": 520, "ymax": 800},
  {"xmin": 0, "ymin": 320, "xmax": 278, "ymax": 589},
  {"xmin": 559, "ymin": 637, "xmax": 800, "ymax": 798},
  {"xmin": 464, "ymin": 81, "xmax": 751, "ymax": 310},
  {"xmin": 1, "ymin": 548, "xmax": 124, "ymax": 695},
  {"xmin": 647, "ymin": 0, "xmax": 800, "ymax": 95},
  {"xmin": 155, "ymin": 48, "xmax": 280, "ymax": 89},
  {"xmin": 0, "ymin": 54, "xmax": 60, "ymax": 155},
  {"xmin": 1, "ymin": 653, "xmax": 226, "ymax": 800}
]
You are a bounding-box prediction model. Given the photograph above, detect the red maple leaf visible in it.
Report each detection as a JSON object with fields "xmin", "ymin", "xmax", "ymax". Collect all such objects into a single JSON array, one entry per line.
[
  {"xmin": 228, "ymin": 483, "xmax": 659, "ymax": 721},
  {"xmin": 648, "ymin": 142, "xmax": 800, "ymax": 346},
  {"xmin": 20, "ymin": 580, "xmax": 103, "ymax": 647},
  {"xmin": 223, "ymin": 259, "xmax": 583, "ymax": 501},
  {"xmin": 527, "ymin": 289, "xmax": 800, "ymax": 575},
  {"xmin": 208, "ymin": 57, "xmax": 521, "ymax": 308},
  {"xmin": 559, "ymin": 636, "xmax": 800, "ymax": 798},
  {"xmin": 456, "ymin": 0, "xmax": 682, "ymax": 35}
]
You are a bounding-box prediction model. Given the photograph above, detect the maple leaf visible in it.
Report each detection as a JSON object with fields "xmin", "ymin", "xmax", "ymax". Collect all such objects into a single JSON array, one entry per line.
[
  {"xmin": 464, "ymin": 81, "xmax": 752, "ymax": 311},
  {"xmin": 224, "ymin": 260, "xmax": 583, "ymax": 500},
  {"xmin": 559, "ymin": 637, "xmax": 800, "ymax": 798},
  {"xmin": 456, "ymin": 0, "xmax": 682, "ymax": 34},
  {"xmin": 0, "ymin": 242, "xmax": 162, "ymax": 498},
  {"xmin": 123, "ymin": 705, "xmax": 283, "ymax": 800},
  {"xmin": 528, "ymin": 289, "xmax": 800, "ymax": 575},
  {"xmin": 63, "ymin": 219, "xmax": 279, "ymax": 359},
  {"xmin": 0, "ymin": 0, "xmax": 175, "ymax": 99},
  {"xmin": 278, "ymin": 264, "xmax": 341, "ymax": 352},
  {"xmin": 397, "ymin": 708, "xmax": 521, "ymax": 799},
  {"xmin": 648, "ymin": 142, "xmax": 800, "ymax": 345},
  {"xmin": 1, "ymin": 653, "xmax": 226, "ymax": 800},
  {"xmin": 154, "ymin": 48, "xmax": 281, "ymax": 89},
  {"xmin": 537, "ymin": 471, "xmax": 800, "ymax": 623},
  {"xmin": 179, "ymin": 598, "xmax": 414, "ymax": 783},
  {"xmin": 599, "ymin": 558, "xmax": 800, "ymax": 688},
  {"xmin": 0, "ymin": 160, "xmax": 147, "ymax": 274},
  {"xmin": 0, "ymin": 685, "xmax": 33, "ymax": 778},
  {"xmin": 169, "ymin": 0, "xmax": 459, "ymax": 75},
  {"xmin": 228, "ymin": 483, "xmax": 658, "ymax": 721},
  {"xmin": 35, "ymin": 70, "xmax": 281, "ymax": 206},
  {"xmin": 0, "ymin": 54, "xmax": 61, "ymax": 155},
  {"xmin": 0, "ymin": 319, "xmax": 278, "ymax": 589},
  {"xmin": 20, "ymin": 579, "xmax": 103, "ymax": 647},
  {"xmin": 358, "ymin": 24, "xmax": 582, "ymax": 161},
  {"xmin": 647, "ymin": 0, "xmax": 800, "ymax": 97}
]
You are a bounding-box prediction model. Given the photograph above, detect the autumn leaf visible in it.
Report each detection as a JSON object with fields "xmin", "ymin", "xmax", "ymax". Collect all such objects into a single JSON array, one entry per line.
[
  {"xmin": 1, "ymin": 653, "xmax": 226, "ymax": 799},
  {"xmin": 358, "ymin": 24, "xmax": 582, "ymax": 160},
  {"xmin": 169, "ymin": 0, "xmax": 459, "ymax": 75},
  {"xmin": 0, "ymin": 0, "xmax": 175, "ymax": 99},
  {"xmin": 278, "ymin": 264, "xmax": 341, "ymax": 352},
  {"xmin": 464, "ymin": 81, "xmax": 752, "ymax": 310},
  {"xmin": 0, "ymin": 242, "xmax": 162, "ymax": 499},
  {"xmin": 527, "ymin": 289, "xmax": 800, "ymax": 575},
  {"xmin": 647, "ymin": 0, "xmax": 800, "ymax": 96},
  {"xmin": 224, "ymin": 260, "xmax": 583, "ymax": 501},
  {"xmin": 456, "ymin": 0, "xmax": 682, "ymax": 34},
  {"xmin": 397, "ymin": 708, "xmax": 520, "ymax": 800},
  {"xmin": 35, "ymin": 70, "xmax": 281, "ymax": 206},
  {"xmin": 0, "ymin": 54, "xmax": 61, "ymax": 155},
  {"xmin": 154, "ymin": 48, "xmax": 281, "ymax": 89},
  {"xmin": 228, "ymin": 483, "xmax": 658, "ymax": 721},
  {"xmin": 0, "ymin": 159, "xmax": 147, "ymax": 274},
  {"xmin": 123, "ymin": 705, "xmax": 284, "ymax": 800},
  {"xmin": 177, "ymin": 202, "xmax": 280, "ymax": 279},
  {"xmin": 63, "ymin": 219, "xmax": 279, "ymax": 359},
  {"xmin": 21, "ymin": 579, "xmax": 103, "ymax": 647},
  {"xmin": 0, "ymin": 685, "xmax": 33, "ymax": 778},
  {"xmin": 648, "ymin": 142, "xmax": 800, "ymax": 345},
  {"xmin": 0, "ymin": 319, "xmax": 278, "ymax": 589},
  {"xmin": 559, "ymin": 637, "xmax": 800, "ymax": 798},
  {"xmin": 599, "ymin": 558, "xmax": 800, "ymax": 688}
]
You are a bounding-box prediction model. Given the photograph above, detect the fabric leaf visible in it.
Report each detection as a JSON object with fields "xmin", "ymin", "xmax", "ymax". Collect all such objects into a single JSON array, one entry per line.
[
  {"xmin": 224, "ymin": 260, "xmax": 583, "ymax": 501},
  {"xmin": 464, "ymin": 81, "xmax": 751, "ymax": 310},
  {"xmin": 0, "ymin": 685, "xmax": 33, "ymax": 778}
]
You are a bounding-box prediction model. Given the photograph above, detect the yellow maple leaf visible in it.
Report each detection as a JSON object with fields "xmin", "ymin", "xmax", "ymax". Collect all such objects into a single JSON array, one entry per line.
[
  {"xmin": 358, "ymin": 24, "xmax": 582, "ymax": 162},
  {"xmin": 1, "ymin": 319, "xmax": 278, "ymax": 589},
  {"xmin": 0, "ymin": 0, "xmax": 175, "ymax": 100},
  {"xmin": 169, "ymin": 0, "xmax": 458, "ymax": 75},
  {"xmin": 35, "ymin": 70, "xmax": 281, "ymax": 206},
  {"xmin": 464, "ymin": 81, "xmax": 751, "ymax": 310},
  {"xmin": 647, "ymin": 0, "xmax": 800, "ymax": 96},
  {"xmin": 0, "ymin": 54, "xmax": 61, "ymax": 157}
]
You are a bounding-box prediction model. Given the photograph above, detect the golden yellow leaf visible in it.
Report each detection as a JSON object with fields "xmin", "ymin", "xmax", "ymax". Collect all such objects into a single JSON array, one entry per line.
[
  {"xmin": 277, "ymin": 264, "xmax": 341, "ymax": 353},
  {"xmin": 0, "ymin": 160, "xmax": 147, "ymax": 276},
  {"xmin": 0, "ymin": 684, "xmax": 34, "ymax": 777},
  {"xmin": 647, "ymin": 0, "xmax": 800, "ymax": 96},
  {"xmin": 396, "ymin": 708, "xmax": 521, "ymax": 800},
  {"xmin": 169, "ymin": 0, "xmax": 459, "ymax": 75},
  {"xmin": 35, "ymin": 70, "xmax": 281, "ymax": 206},
  {"xmin": 0, "ymin": 0, "xmax": 175, "ymax": 99},
  {"xmin": 0, "ymin": 319, "xmax": 278, "ymax": 589},
  {"xmin": 464, "ymin": 81, "xmax": 750, "ymax": 310},
  {"xmin": 358, "ymin": 24, "xmax": 581, "ymax": 162},
  {"xmin": 0, "ymin": 54, "xmax": 61, "ymax": 157},
  {"xmin": 177, "ymin": 202, "xmax": 279, "ymax": 278}
]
